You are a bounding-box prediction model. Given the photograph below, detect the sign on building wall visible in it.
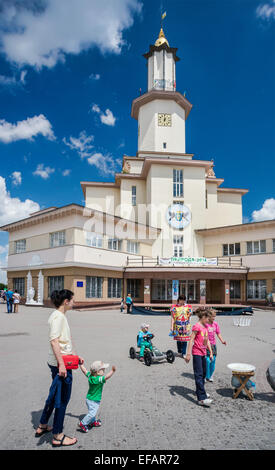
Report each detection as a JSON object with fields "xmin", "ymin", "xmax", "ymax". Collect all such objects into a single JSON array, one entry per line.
[
  {"xmin": 144, "ymin": 285, "xmax": 150, "ymax": 295},
  {"xmin": 166, "ymin": 204, "xmax": 191, "ymax": 229},
  {"xmin": 159, "ymin": 257, "xmax": 218, "ymax": 266},
  {"xmin": 172, "ymin": 280, "xmax": 179, "ymax": 301}
]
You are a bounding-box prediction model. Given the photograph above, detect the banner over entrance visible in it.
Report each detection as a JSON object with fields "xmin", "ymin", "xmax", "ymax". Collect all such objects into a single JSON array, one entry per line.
[{"xmin": 159, "ymin": 257, "xmax": 218, "ymax": 266}]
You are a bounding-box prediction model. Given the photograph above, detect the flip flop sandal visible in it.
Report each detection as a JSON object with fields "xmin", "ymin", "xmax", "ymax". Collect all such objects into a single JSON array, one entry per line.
[
  {"xmin": 52, "ymin": 435, "xmax": 77, "ymax": 447},
  {"xmin": 35, "ymin": 425, "xmax": 52, "ymax": 437}
]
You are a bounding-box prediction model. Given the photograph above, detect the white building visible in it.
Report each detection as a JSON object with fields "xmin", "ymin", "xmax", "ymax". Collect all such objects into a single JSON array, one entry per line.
[{"xmin": 1, "ymin": 28, "xmax": 275, "ymax": 306}]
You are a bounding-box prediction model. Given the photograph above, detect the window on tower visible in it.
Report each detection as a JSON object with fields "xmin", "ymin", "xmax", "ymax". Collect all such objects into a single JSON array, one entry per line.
[
  {"xmin": 173, "ymin": 169, "xmax": 183, "ymax": 198},
  {"xmin": 132, "ymin": 186, "xmax": 136, "ymax": 206},
  {"xmin": 163, "ymin": 142, "xmax": 167, "ymax": 149}
]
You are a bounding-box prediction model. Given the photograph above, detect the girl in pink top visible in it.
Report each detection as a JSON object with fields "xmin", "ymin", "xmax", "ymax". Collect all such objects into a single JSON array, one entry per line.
[
  {"xmin": 185, "ymin": 308, "xmax": 213, "ymax": 407},
  {"xmin": 205, "ymin": 310, "xmax": 226, "ymax": 382}
]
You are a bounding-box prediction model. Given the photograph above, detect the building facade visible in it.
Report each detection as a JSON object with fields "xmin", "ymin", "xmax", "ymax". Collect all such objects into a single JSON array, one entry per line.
[{"xmin": 1, "ymin": 28, "xmax": 275, "ymax": 306}]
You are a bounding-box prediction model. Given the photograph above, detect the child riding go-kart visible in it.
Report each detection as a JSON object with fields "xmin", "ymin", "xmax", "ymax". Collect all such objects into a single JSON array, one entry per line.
[{"xmin": 129, "ymin": 322, "xmax": 175, "ymax": 366}]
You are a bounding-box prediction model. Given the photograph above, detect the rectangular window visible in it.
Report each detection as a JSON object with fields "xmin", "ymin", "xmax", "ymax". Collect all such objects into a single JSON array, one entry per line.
[
  {"xmin": 173, "ymin": 169, "xmax": 183, "ymax": 198},
  {"xmin": 86, "ymin": 232, "xmax": 103, "ymax": 248},
  {"xmin": 246, "ymin": 240, "xmax": 266, "ymax": 254},
  {"xmin": 223, "ymin": 243, "xmax": 240, "ymax": 256},
  {"xmin": 163, "ymin": 142, "xmax": 167, "ymax": 149},
  {"xmin": 127, "ymin": 240, "xmax": 139, "ymax": 254},
  {"xmin": 127, "ymin": 279, "xmax": 140, "ymax": 298},
  {"xmin": 151, "ymin": 279, "xmax": 172, "ymax": 301},
  {"xmin": 247, "ymin": 280, "xmax": 266, "ymax": 299},
  {"xmin": 15, "ymin": 239, "xmax": 26, "ymax": 253},
  {"xmin": 260, "ymin": 240, "xmax": 266, "ymax": 253},
  {"xmin": 50, "ymin": 231, "xmax": 65, "ymax": 248},
  {"xmin": 13, "ymin": 278, "xmax": 25, "ymax": 297},
  {"xmin": 205, "ymin": 189, "xmax": 208, "ymax": 209},
  {"xmin": 108, "ymin": 278, "xmax": 122, "ymax": 298},
  {"xmin": 230, "ymin": 280, "xmax": 241, "ymax": 299},
  {"xmin": 86, "ymin": 276, "xmax": 103, "ymax": 298},
  {"xmin": 48, "ymin": 276, "xmax": 64, "ymax": 297},
  {"xmin": 131, "ymin": 186, "xmax": 136, "ymax": 206},
  {"xmin": 108, "ymin": 238, "xmax": 122, "ymax": 251},
  {"xmin": 272, "ymin": 279, "xmax": 275, "ymax": 293},
  {"xmin": 173, "ymin": 234, "xmax": 183, "ymax": 257},
  {"xmin": 273, "ymin": 239, "xmax": 275, "ymax": 252},
  {"xmin": 247, "ymin": 241, "xmax": 253, "ymax": 254}
]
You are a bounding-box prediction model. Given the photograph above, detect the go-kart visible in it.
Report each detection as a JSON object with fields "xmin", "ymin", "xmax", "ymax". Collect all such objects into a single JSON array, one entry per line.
[{"xmin": 129, "ymin": 333, "xmax": 175, "ymax": 366}]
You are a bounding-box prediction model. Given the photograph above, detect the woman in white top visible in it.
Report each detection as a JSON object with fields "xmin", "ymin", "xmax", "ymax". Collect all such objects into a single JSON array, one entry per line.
[
  {"xmin": 13, "ymin": 290, "xmax": 21, "ymax": 313},
  {"xmin": 35, "ymin": 289, "xmax": 84, "ymax": 447}
]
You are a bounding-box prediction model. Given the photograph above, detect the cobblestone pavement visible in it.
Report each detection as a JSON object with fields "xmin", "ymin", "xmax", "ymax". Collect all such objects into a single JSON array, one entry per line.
[{"xmin": 0, "ymin": 303, "xmax": 274, "ymax": 450}]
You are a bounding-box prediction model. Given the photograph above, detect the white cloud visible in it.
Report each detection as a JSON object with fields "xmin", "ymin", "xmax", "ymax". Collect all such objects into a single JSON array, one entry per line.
[
  {"xmin": 33, "ymin": 163, "xmax": 55, "ymax": 179},
  {"xmin": 0, "ymin": 244, "xmax": 8, "ymax": 255},
  {"xmin": 11, "ymin": 171, "xmax": 22, "ymax": 186},
  {"xmin": 87, "ymin": 152, "xmax": 118, "ymax": 176},
  {"xmin": 256, "ymin": 1, "xmax": 275, "ymax": 21},
  {"xmin": 92, "ymin": 104, "xmax": 101, "ymax": 114},
  {"xmin": 0, "ymin": 75, "xmax": 17, "ymax": 86},
  {"xmin": 100, "ymin": 109, "xmax": 116, "ymax": 126},
  {"xmin": 251, "ymin": 198, "xmax": 275, "ymax": 221},
  {"xmin": 92, "ymin": 104, "xmax": 116, "ymax": 126},
  {"xmin": 0, "ymin": 0, "xmax": 142, "ymax": 69},
  {"xmin": 62, "ymin": 169, "xmax": 71, "ymax": 176},
  {"xmin": 0, "ymin": 69, "xmax": 28, "ymax": 88},
  {"xmin": 0, "ymin": 114, "xmax": 55, "ymax": 143},
  {"xmin": 89, "ymin": 73, "xmax": 100, "ymax": 80},
  {"xmin": 0, "ymin": 175, "xmax": 40, "ymax": 226},
  {"xmin": 63, "ymin": 131, "xmax": 94, "ymax": 159},
  {"xmin": 0, "ymin": 269, "xmax": 7, "ymax": 285},
  {"xmin": 63, "ymin": 130, "xmax": 119, "ymax": 175},
  {"xmin": 20, "ymin": 69, "xmax": 27, "ymax": 84}
]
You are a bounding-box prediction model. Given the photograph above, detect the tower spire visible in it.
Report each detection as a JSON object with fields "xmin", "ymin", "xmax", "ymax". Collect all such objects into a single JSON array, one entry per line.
[{"xmin": 155, "ymin": 27, "xmax": 169, "ymax": 47}]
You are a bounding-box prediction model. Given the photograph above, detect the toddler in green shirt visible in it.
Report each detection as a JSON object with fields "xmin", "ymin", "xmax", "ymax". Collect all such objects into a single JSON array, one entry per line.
[{"xmin": 79, "ymin": 360, "xmax": 116, "ymax": 433}]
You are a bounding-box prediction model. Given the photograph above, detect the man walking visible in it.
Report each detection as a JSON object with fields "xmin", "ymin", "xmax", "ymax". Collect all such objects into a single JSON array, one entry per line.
[{"xmin": 6, "ymin": 288, "xmax": 14, "ymax": 314}]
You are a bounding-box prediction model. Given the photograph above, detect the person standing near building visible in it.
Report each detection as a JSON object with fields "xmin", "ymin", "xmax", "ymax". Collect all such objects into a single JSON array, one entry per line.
[
  {"xmin": 13, "ymin": 290, "xmax": 21, "ymax": 313},
  {"xmin": 6, "ymin": 288, "xmax": 14, "ymax": 314},
  {"xmin": 35, "ymin": 289, "xmax": 84, "ymax": 447},
  {"xmin": 126, "ymin": 293, "xmax": 133, "ymax": 314},
  {"xmin": 205, "ymin": 309, "xmax": 227, "ymax": 382},
  {"xmin": 185, "ymin": 308, "xmax": 213, "ymax": 407},
  {"xmin": 170, "ymin": 295, "xmax": 192, "ymax": 358}
]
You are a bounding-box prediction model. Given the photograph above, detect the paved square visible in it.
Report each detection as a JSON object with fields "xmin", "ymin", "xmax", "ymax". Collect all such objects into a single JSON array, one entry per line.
[{"xmin": 0, "ymin": 303, "xmax": 274, "ymax": 450}]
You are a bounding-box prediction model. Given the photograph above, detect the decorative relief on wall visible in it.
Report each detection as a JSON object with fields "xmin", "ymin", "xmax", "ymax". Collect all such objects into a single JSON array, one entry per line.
[{"xmin": 122, "ymin": 161, "xmax": 131, "ymax": 174}]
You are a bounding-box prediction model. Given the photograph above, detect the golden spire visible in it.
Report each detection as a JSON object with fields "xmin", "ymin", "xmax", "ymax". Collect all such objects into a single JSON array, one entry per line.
[{"xmin": 154, "ymin": 27, "xmax": 169, "ymax": 47}]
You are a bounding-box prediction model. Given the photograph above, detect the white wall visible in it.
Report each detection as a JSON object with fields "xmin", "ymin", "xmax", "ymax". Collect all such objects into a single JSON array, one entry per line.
[
  {"xmin": 148, "ymin": 50, "xmax": 175, "ymax": 91},
  {"xmin": 138, "ymin": 99, "xmax": 186, "ymax": 153},
  {"xmin": 85, "ymin": 186, "xmax": 120, "ymax": 216}
]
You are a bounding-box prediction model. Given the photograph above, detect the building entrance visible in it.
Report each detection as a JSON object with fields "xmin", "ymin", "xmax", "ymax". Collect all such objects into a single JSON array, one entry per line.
[{"xmin": 151, "ymin": 279, "xmax": 198, "ymax": 302}]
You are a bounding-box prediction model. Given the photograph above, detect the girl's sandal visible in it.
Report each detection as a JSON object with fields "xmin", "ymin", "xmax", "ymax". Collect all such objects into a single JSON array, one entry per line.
[
  {"xmin": 52, "ymin": 435, "xmax": 77, "ymax": 447},
  {"xmin": 35, "ymin": 425, "xmax": 53, "ymax": 437}
]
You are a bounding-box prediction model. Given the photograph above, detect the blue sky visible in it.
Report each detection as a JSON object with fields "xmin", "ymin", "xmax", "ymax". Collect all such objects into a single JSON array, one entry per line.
[{"xmin": 0, "ymin": 0, "xmax": 274, "ymax": 277}]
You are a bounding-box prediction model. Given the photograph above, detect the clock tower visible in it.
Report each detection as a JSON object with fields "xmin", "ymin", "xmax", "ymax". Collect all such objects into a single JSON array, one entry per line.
[{"xmin": 131, "ymin": 27, "xmax": 193, "ymax": 155}]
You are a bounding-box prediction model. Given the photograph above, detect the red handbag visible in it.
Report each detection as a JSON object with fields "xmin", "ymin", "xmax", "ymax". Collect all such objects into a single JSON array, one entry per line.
[{"xmin": 62, "ymin": 354, "xmax": 80, "ymax": 370}]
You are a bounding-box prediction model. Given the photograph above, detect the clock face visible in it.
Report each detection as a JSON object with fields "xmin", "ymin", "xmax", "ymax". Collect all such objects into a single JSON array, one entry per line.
[{"xmin": 158, "ymin": 113, "xmax": 172, "ymax": 127}]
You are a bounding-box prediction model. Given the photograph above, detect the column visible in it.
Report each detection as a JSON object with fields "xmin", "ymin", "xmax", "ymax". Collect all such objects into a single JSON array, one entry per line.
[
  {"xmin": 199, "ymin": 280, "xmax": 206, "ymax": 305},
  {"xmin": 222, "ymin": 279, "xmax": 230, "ymax": 304},
  {"xmin": 143, "ymin": 278, "xmax": 151, "ymax": 304}
]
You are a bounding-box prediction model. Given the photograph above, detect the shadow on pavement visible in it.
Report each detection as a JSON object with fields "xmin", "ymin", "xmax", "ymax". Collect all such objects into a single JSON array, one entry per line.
[
  {"xmin": 31, "ymin": 409, "xmax": 53, "ymax": 447},
  {"xmin": 254, "ymin": 392, "xmax": 275, "ymax": 404},
  {"xmin": 168, "ymin": 385, "xmax": 198, "ymax": 404},
  {"xmin": 216, "ymin": 387, "xmax": 275, "ymax": 403},
  {"xmin": 181, "ymin": 372, "xmax": 195, "ymax": 380}
]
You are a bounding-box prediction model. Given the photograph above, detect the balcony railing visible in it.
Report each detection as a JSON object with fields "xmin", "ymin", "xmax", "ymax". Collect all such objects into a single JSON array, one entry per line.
[{"xmin": 126, "ymin": 256, "xmax": 244, "ymax": 268}]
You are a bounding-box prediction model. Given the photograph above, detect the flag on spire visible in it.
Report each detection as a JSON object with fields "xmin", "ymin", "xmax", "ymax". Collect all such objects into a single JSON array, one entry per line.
[{"xmin": 161, "ymin": 11, "xmax": 167, "ymax": 20}]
